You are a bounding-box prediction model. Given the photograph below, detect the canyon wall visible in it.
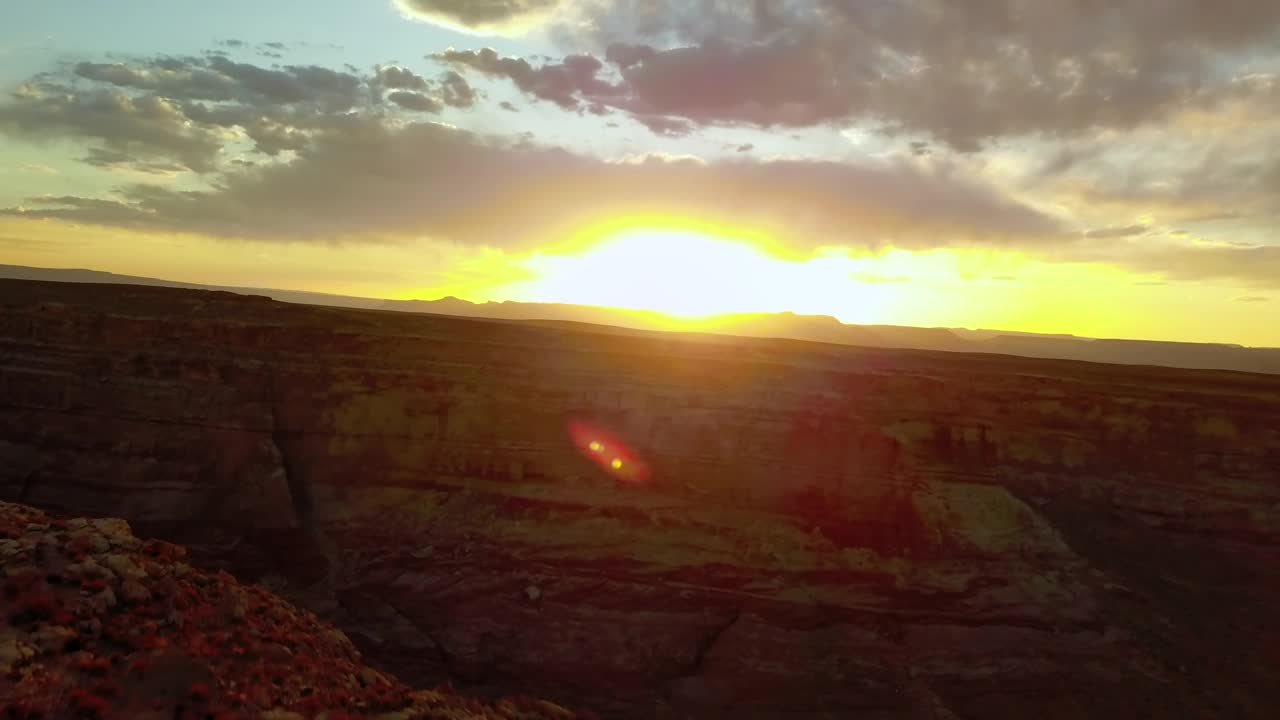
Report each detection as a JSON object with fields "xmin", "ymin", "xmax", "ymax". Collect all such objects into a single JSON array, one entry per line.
[{"xmin": 2, "ymin": 279, "xmax": 1279, "ymax": 718}]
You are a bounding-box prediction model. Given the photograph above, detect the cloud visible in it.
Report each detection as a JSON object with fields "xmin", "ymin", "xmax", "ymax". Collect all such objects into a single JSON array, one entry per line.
[
  {"xmin": 373, "ymin": 65, "xmax": 475, "ymax": 108},
  {"xmin": 0, "ymin": 118, "xmax": 1064, "ymax": 252},
  {"xmin": 436, "ymin": 48, "xmax": 620, "ymax": 110},
  {"xmin": 373, "ymin": 65, "xmax": 430, "ymax": 91},
  {"xmin": 497, "ymin": 1, "xmax": 1280, "ymax": 148},
  {"xmin": 5, "ymin": 195, "xmax": 161, "ymax": 229},
  {"xmin": 0, "ymin": 236, "xmax": 64, "ymax": 249},
  {"xmin": 386, "ymin": 90, "xmax": 444, "ymax": 112},
  {"xmin": 73, "ymin": 59, "xmax": 240, "ymax": 102},
  {"xmin": 632, "ymin": 113, "xmax": 693, "ymax": 136},
  {"xmin": 81, "ymin": 147, "xmax": 187, "ymax": 174},
  {"xmin": 1237, "ymin": 295, "xmax": 1269, "ymax": 302},
  {"xmin": 0, "ymin": 86, "xmax": 226, "ymax": 172},
  {"xmin": 439, "ymin": 70, "xmax": 477, "ymax": 108},
  {"xmin": 393, "ymin": 0, "xmax": 565, "ymax": 35},
  {"xmin": 1083, "ymin": 224, "xmax": 1148, "ymax": 239},
  {"xmin": 70, "ymin": 56, "xmax": 370, "ymax": 111},
  {"xmin": 1072, "ymin": 240, "xmax": 1280, "ymax": 288},
  {"xmin": 1047, "ymin": 130, "xmax": 1280, "ymax": 224},
  {"xmin": 204, "ymin": 56, "xmax": 363, "ymax": 111},
  {"xmin": 603, "ymin": 39, "xmax": 857, "ymax": 128},
  {"xmin": 0, "ymin": 55, "xmax": 482, "ymax": 172}
]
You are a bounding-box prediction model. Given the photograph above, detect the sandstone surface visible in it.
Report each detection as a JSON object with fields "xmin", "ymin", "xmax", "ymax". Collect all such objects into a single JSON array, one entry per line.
[{"xmin": 1, "ymin": 279, "xmax": 1279, "ymax": 717}]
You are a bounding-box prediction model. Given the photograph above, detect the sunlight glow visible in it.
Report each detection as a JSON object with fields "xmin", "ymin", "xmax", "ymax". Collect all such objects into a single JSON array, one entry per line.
[
  {"xmin": 8, "ymin": 213, "xmax": 1271, "ymax": 348},
  {"xmin": 478, "ymin": 219, "xmax": 1206, "ymax": 340},
  {"xmin": 502, "ymin": 226, "xmax": 896, "ymax": 322}
]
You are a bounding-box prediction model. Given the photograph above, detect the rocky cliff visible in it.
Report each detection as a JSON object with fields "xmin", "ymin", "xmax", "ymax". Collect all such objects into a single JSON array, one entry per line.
[
  {"xmin": 1, "ymin": 278, "xmax": 1279, "ymax": 718},
  {"xmin": 0, "ymin": 501, "xmax": 583, "ymax": 719}
]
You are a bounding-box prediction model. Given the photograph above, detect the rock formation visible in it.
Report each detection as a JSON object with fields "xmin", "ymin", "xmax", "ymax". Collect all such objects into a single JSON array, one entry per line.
[
  {"xmin": 1, "ymin": 278, "xmax": 1279, "ymax": 718},
  {"xmin": 0, "ymin": 501, "xmax": 583, "ymax": 719}
]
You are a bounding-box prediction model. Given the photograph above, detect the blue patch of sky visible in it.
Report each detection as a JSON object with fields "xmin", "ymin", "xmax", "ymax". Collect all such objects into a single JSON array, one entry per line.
[{"xmin": 0, "ymin": 0, "xmax": 555, "ymax": 90}]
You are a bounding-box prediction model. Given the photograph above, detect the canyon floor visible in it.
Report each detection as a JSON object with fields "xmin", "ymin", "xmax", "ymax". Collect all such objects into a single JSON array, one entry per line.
[{"xmin": 1, "ymin": 278, "xmax": 1279, "ymax": 718}]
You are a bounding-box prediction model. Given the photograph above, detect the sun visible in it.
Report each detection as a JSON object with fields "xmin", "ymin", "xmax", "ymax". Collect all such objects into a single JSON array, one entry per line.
[{"xmin": 507, "ymin": 225, "xmax": 889, "ymax": 320}]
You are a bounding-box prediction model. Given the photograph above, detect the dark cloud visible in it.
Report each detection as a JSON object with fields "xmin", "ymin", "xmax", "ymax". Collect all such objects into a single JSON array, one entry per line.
[
  {"xmin": 6, "ymin": 195, "xmax": 158, "ymax": 229},
  {"xmin": 499, "ymin": 100, "xmax": 519, "ymax": 111},
  {"xmin": 373, "ymin": 65, "xmax": 429, "ymax": 91},
  {"xmin": 73, "ymin": 59, "xmax": 239, "ymax": 101},
  {"xmin": 81, "ymin": 147, "xmax": 186, "ymax": 174},
  {"xmin": 2, "ymin": 55, "xmax": 479, "ymax": 172},
  {"xmin": 632, "ymin": 113, "xmax": 693, "ymax": 136},
  {"xmin": 1084, "ymin": 224, "xmax": 1148, "ymax": 239},
  {"xmin": 387, "ymin": 91, "xmax": 444, "ymax": 112},
  {"xmin": 515, "ymin": 0, "xmax": 1280, "ymax": 147},
  {"xmin": 439, "ymin": 70, "xmax": 477, "ymax": 108},
  {"xmin": 394, "ymin": 0, "xmax": 563, "ymax": 33},
  {"xmin": 0, "ymin": 119, "xmax": 1063, "ymax": 251},
  {"xmin": 204, "ymin": 56, "xmax": 364, "ymax": 110},
  {"xmin": 0, "ymin": 87, "xmax": 225, "ymax": 172},
  {"xmin": 72, "ymin": 56, "xmax": 367, "ymax": 111},
  {"xmin": 735, "ymin": 143, "xmax": 753, "ymax": 152},
  {"xmin": 241, "ymin": 118, "xmax": 314, "ymax": 156},
  {"xmin": 436, "ymin": 48, "xmax": 621, "ymax": 110},
  {"xmin": 604, "ymin": 39, "xmax": 853, "ymax": 128}
]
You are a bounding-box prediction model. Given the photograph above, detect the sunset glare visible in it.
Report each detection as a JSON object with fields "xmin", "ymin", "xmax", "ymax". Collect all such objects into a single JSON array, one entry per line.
[{"xmin": 504, "ymin": 228, "xmax": 887, "ymax": 319}]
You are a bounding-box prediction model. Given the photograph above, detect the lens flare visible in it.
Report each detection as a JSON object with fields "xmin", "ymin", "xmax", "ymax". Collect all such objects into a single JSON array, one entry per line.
[{"xmin": 567, "ymin": 419, "xmax": 650, "ymax": 483}]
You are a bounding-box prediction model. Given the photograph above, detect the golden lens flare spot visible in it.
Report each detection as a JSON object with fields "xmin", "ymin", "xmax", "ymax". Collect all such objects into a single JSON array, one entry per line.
[
  {"xmin": 588, "ymin": 441, "xmax": 603, "ymax": 452},
  {"xmin": 610, "ymin": 458, "xmax": 623, "ymax": 470}
]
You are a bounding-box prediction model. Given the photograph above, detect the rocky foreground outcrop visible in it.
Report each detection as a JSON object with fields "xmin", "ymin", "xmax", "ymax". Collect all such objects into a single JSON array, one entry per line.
[
  {"xmin": 0, "ymin": 501, "xmax": 582, "ymax": 719},
  {"xmin": 1, "ymin": 279, "xmax": 1279, "ymax": 718}
]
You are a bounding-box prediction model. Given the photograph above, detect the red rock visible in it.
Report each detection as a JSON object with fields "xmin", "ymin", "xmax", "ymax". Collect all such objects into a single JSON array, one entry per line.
[{"xmin": 0, "ymin": 502, "xmax": 582, "ymax": 719}]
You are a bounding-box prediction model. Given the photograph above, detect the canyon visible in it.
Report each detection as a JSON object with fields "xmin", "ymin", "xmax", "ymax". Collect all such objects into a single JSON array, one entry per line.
[{"xmin": 1, "ymin": 278, "xmax": 1279, "ymax": 718}]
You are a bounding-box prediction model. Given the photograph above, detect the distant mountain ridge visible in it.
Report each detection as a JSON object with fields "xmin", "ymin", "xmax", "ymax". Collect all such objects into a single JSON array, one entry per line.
[{"xmin": 3, "ymin": 263, "xmax": 1277, "ymax": 374}]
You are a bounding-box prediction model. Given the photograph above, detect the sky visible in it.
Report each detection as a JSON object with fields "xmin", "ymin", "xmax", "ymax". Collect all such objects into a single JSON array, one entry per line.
[{"xmin": 0, "ymin": 1, "xmax": 1277, "ymax": 346}]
